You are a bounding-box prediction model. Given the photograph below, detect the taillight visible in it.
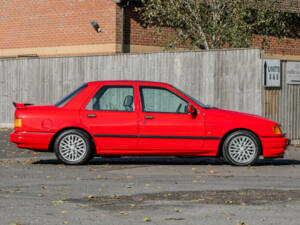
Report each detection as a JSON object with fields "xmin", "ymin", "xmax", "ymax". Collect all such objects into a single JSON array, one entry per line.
[{"xmin": 14, "ymin": 118, "xmax": 22, "ymax": 128}]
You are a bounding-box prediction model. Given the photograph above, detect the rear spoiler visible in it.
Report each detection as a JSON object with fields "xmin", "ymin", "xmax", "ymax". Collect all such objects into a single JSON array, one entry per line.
[{"xmin": 13, "ymin": 102, "xmax": 34, "ymax": 109}]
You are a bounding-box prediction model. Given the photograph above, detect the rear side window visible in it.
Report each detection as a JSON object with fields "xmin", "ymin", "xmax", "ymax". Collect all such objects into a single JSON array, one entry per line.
[
  {"xmin": 55, "ymin": 84, "xmax": 87, "ymax": 107},
  {"xmin": 86, "ymin": 86, "xmax": 134, "ymax": 112}
]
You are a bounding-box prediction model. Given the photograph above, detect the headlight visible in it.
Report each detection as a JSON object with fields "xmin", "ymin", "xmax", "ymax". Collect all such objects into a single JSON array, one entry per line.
[{"xmin": 272, "ymin": 125, "xmax": 282, "ymax": 135}]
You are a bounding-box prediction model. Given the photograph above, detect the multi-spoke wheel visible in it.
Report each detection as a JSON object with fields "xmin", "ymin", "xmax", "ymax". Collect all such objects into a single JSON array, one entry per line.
[
  {"xmin": 54, "ymin": 129, "xmax": 92, "ymax": 165},
  {"xmin": 222, "ymin": 131, "xmax": 260, "ymax": 166}
]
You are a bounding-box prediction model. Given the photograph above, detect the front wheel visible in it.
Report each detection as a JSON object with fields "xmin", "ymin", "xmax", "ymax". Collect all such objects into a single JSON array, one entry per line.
[
  {"xmin": 222, "ymin": 131, "xmax": 260, "ymax": 166},
  {"xmin": 54, "ymin": 129, "xmax": 92, "ymax": 165}
]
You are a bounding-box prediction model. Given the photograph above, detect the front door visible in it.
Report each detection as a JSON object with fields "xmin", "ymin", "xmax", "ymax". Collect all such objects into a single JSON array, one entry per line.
[
  {"xmin": 138, "ymin": 86, "xmax": 205, "ymax": 155},
  {"xmin": 80, "ymin": 85, "xmax": 138, "ymax": 153}
]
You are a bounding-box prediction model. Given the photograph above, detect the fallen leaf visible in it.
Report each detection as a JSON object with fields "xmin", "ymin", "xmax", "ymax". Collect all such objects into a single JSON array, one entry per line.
[
  {"xmin": 174, "ymin": 208, "xmax": 183, "ymax": 213},
  {"xmin": 209, "ymin": 170, "xmax": 215, "ymax": 174},
  {"xmin": 130, "ymin": 204, "xmax": 136, "ymax": 208},
  {"xmin": 53, "ymin": 200, "xmax": 64, "ymax": 204},
  {"xmin": 88, "ymin": 195, "xmax": 96, "ymax": 199},
  {"xmin": 61, "ymin": 210, "xmax": 68, "ymax": 214},
  {"xmin": 144, "ymin": 217, "xmax": 151, "ymax": 222},
  {"xmin": 165, "ymin": 218, "xmax": 185, "ymax": 221},
  {"xmin": 225, "ymin": 200, "xmax": 233, "ymax": 204},
  {"xmin": 120, "ymin": 211, "xmax": 128, "ymax": 215},
  {"xmin": 42, "ymin": 186, "xmax": 48, "ymax": 190},
  {"xmin": 191, "ymin": 198, "xmax": 205, "ymax": 202},
  {"xmin": 63, "ymin": 222, "xmax": 69, "ymax": 224},
  {"xmin": 88, "ymin": 167, "xmax": 96, "ymax": 172}
]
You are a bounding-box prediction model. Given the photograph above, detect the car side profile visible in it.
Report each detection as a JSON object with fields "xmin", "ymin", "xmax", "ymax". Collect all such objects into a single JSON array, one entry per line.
[{"xmin": 10, "ymin": 81, "xmax": 289, "ymax": 166}]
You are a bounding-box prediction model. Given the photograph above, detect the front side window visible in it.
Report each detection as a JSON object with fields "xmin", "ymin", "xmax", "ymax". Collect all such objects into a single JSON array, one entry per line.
[
  {"xmin": 140, "ymin": 87, "xmax": 189, "ymax": 113},
  {"xmin": 86, "ymin": 86, "xmax": 134, "ymax": 112}
]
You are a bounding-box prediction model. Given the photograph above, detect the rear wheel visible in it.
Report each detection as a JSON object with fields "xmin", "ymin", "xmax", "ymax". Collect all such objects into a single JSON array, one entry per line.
[
  {"xmin": 222, "ymin": 131, "xmax": 260, "ymax": 166},
  {"xmin": 54, "ymin": 129, "xmax": 92, "ymax": 165}
]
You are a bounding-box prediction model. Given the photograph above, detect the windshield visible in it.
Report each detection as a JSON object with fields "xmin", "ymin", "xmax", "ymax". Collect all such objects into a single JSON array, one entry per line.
[
  {"xmin": 55, "ymin": 84, "xmax": 87, "ymax": 107},
  {"xmin": 172, "ymin": 86, "xmax": 210, "ymax": 109}
]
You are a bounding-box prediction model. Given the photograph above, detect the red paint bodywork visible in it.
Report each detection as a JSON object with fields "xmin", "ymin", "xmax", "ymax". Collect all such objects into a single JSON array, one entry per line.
[{"xmin": 10, "ymin": 81, "xmax": 289, "ymax": 158}]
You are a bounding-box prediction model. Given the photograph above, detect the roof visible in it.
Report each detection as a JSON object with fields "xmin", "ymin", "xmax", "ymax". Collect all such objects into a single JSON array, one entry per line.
[{"xmin": 86, "ymin": 80, "xmax": 171, "ymax": 86}]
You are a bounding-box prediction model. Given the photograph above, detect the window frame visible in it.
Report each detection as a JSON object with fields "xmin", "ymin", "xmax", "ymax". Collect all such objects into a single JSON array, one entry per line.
[
  {"xmin": 85, "ymin": 85, "xmax": 135, "ymax": 112},
  {"xmin": 139, "ymin": 86, "xmax": 189, "ymax": 114}
]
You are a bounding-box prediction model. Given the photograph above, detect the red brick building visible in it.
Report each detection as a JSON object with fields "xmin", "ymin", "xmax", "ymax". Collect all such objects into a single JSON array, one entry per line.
[{"xmin": 0, "ymin": 0, "xmax": 299, "ymax": 60}]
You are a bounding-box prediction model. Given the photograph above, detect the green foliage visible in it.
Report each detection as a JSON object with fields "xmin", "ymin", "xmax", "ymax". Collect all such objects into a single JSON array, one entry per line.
[{"xmin": 136, "ymin": 0, "xmax": 300, "ymax": 50}]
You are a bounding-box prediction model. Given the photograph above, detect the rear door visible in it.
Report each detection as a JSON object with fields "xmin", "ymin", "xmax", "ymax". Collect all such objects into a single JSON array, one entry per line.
[
  {"xmin": 80, "ymin": 84, "xmax": 138, "ymax": 152},
  {"xmin": 137, "ymin": 85, "xmax": 205, "ymax": 154}
]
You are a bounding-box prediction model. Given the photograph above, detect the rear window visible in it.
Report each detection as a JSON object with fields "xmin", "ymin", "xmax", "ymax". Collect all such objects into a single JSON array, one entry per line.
[{"xmin": 55, "ymin": 84, "xmax": 87, "ymax": 107}]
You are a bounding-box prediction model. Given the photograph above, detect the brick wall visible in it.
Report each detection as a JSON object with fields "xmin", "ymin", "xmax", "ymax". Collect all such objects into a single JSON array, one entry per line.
[
  {"xmin": 252, "ymin": 35, "xmax": 300, "ymax": 56},
  {"xmin": 0, "ymin": 0, "xmax": 118, "ymax": 56}
]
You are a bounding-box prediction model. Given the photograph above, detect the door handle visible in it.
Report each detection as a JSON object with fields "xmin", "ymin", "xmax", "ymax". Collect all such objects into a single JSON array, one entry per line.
[
  {"xmin": 144, "ymin": 116, "xmax": 154, "ymax": 119},
  {"xmin": 87, "ymin": 114, "xmax": 97, "ymax": 118}
]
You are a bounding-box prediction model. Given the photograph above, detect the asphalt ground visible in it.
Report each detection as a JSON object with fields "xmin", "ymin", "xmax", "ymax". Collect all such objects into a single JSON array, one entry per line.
[{"xmin": 1, "ymin": 129, "xmax": 300, "ymax": 225}]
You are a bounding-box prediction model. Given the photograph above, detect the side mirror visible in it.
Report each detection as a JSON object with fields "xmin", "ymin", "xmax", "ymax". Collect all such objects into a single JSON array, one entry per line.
[{"xmin": 187, "ymin": 105, "xmax": 197, "ymax": 115}]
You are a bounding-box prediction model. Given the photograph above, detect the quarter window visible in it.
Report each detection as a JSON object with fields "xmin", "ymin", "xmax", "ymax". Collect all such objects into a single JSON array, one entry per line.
[
  {"xmin": 140, "ymin": 87, "xmax": 188, "ymax": 113},
  {"xmin": 86, "ymin": 86, "xmax": 134, "ymax": 112}
]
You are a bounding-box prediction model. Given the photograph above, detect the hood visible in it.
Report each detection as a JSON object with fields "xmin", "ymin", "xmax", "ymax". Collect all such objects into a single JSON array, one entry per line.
[{"xmin": 206, "ymin": 108, "xmax": 277, "ymax": 125}]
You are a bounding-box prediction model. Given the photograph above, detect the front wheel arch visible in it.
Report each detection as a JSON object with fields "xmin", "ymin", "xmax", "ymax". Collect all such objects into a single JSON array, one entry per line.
[
  {"xmin": 217, "ymin": 128, "xmax": 262, "ymax": 157},
  {"xmin": 49, "ymin": 127, "xmax": 96, "ymax": 154}
]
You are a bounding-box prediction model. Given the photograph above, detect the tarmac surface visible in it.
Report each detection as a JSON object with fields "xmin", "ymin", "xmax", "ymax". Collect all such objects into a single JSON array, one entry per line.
[{"xmin": 1, "ymin": 129, "xmax": 300, "ymax": 225}]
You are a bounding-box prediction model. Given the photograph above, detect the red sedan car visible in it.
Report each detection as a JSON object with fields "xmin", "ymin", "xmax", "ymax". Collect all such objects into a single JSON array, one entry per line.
[{"xmin": 10, "ymin": 81, "xmax": 289, "ymax": 166}]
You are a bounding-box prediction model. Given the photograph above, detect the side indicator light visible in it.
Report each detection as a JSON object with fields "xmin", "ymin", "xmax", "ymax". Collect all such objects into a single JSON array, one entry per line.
[
  {"xmin": 273, "ymin": 125, "xmax": 282, "ymax": 135},
  {"xmin": 14, "ymin": 119, "xmax": 22, "ymax": 128}
]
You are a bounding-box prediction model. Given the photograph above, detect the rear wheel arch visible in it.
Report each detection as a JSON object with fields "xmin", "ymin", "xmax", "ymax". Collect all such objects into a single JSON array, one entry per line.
[
  {"xmin": 49, "ymin": 127, "xmax": 96, "ymax": 154},
  {"xmin": 217, "ymin": 128, "xmax": 262, "ymax": 157}
]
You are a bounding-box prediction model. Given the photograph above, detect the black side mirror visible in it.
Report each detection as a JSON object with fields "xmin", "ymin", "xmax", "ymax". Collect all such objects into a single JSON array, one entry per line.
[{"xmin": 187, "ymin": 105, "xmax": 197, "ymax": 116}]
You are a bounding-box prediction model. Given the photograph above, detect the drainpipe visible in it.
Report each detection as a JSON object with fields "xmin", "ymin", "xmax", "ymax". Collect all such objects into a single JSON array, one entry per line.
[
  {"xmin": 121, "ymin": 2, "xmax": 127, "ymax": 53},
  {"xmin": 112, "ymin": 0, "xmax": 129, "ymax": 53}
]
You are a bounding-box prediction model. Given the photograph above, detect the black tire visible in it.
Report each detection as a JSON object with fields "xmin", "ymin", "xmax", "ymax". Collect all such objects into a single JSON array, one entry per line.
[
  {"xmin": 54, "ymin": 129, "xmax": 92, "ymax": 165},
  {"xmin": 222, "ymin": 130, "xmax": 260, "ymax": 166}
]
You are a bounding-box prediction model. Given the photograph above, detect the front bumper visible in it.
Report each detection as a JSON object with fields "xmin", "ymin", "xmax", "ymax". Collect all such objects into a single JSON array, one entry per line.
[
  {"xmin": 261, "ymin": 136, "xmax": 290, "ymax": 158},
  {"xmin": 10, "ymin": 131, "xmax": 54, "ymax": 150}
]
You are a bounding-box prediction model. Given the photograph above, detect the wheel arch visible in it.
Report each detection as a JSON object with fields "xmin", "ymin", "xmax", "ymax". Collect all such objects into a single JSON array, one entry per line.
[
  {"xmin": 217, "ymin": 128, "xmax": 263, "ymax": 157},
  {"xmin": 48, "ymin": 127, "xmax": 96, "ymax": 153}
]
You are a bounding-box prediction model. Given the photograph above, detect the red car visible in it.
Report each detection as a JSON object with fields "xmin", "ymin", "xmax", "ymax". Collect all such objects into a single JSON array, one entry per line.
[{"xmin": 10, "ymin": 81, "xmax": 289, "ymax": 166}]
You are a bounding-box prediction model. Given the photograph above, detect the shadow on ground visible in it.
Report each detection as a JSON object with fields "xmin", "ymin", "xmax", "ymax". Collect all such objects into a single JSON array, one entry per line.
[{"xmin": 32, "ymin": 156, "xmax": 300, "ymax": 166}]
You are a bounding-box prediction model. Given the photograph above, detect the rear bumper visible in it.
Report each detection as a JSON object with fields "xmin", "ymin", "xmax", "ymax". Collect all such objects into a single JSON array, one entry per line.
[
  {"xmin": 261, "ymin": 136, "xmax": 290, "ymax": 158},
  {"xmin": 10, "ymin": 131, "xmax": 54, "ymax": 150}
]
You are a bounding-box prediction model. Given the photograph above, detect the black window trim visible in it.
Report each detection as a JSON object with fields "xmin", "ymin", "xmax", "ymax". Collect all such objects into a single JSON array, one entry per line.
[
  {"xmin": 55, "ymin": 83, "xmax": 88, "ymax": 107},
  {"xmin": 139, "ymin": 86, "xmax": 189, "ymax": 114},
  {"xmin": 85, "ymin": 85, "xmax": 135, "ymax": 112}
]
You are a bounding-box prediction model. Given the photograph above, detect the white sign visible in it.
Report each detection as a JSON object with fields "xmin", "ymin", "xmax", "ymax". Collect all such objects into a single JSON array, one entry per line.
[
  {"xmin": 286, "ymin": 61, "xmax": 300, "ymax": 85},
  {"xmin": 264, "ymin": 59, "xmax": 281, "ymax": 87}
]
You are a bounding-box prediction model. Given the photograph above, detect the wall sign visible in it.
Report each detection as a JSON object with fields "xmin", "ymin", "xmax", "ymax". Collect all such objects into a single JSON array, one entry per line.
[
  {"xmin": 286, "ymin": 61, "xmax": 300, "ymax": 84},
  {"xmin": 264, "ymin": 59, "xmax": 281, "ymax": 87}
]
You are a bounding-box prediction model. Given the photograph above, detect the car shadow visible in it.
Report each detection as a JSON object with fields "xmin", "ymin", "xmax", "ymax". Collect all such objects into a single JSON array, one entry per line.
[{"xmin": 32, "ymin": 156, "xmax": 300, "ymax": 166}]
